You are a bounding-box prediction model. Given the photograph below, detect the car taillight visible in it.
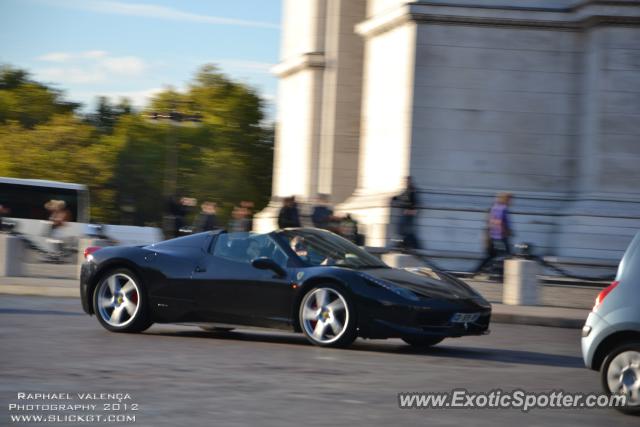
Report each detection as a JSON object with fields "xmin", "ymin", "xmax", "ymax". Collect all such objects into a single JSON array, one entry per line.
[
  {"xmin": 84, "ymin": 246, "xmax": 102, "ymax": 260},
  {"xmin": 593, "ymin": 280, "xmax": 619, "ymax": 311}
]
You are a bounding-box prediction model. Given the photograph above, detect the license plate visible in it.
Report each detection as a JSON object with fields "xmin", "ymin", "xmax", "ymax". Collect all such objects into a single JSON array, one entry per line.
[{"xmin": 451, "ymin": 313, "xmax": 480, "ymax": 323}]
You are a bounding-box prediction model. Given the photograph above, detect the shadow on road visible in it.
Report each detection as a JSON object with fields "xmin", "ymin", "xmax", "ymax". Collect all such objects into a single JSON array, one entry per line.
[
  {"xmin": 387, "ymin": 345, "xmax": 583, "ymax": 368},
  {"xmin": 148, "ymin": 328, "xmax": 583, "ymax": 369},
  {"xmin": 0, "ymin": 308, "xmax": 84, "ymax": 316}
]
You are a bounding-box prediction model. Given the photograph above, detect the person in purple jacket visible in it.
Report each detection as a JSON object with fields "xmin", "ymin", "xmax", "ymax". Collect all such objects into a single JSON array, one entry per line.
[{"xmin": 474, "ymin": 192, "xmax": 513, "ymax": 275}]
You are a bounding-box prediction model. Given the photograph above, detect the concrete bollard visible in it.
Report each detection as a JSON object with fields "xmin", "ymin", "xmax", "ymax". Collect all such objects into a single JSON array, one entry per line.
[
  {"xmin": 0, "ymin": 234, "xmax": 25, "ymax": 277},
  {"xmin": 503, "ymin": 259, "xmax": 539, "ymax": 305}
]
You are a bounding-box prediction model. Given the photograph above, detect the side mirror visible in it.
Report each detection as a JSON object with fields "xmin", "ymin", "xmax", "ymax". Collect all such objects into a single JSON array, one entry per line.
[{"xmin": 251, "ymin": 257, "xmax": 287, "ymax": 277}]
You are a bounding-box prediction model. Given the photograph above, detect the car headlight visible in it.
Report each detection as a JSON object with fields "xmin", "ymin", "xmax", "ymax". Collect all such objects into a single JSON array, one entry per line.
[{"xmin": 360, "ymin": 273, "xmax": 420, "ymax": 301}]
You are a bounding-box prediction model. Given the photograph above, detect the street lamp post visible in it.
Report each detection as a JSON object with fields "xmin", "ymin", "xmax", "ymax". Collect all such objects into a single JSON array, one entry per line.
[
  {"xmin": 146, "ymin": 109, "xmax": 202, "ymax": 237},
  {"xmin": 147, "ymin": 110, "xmax": 202, "ymax": 199}
]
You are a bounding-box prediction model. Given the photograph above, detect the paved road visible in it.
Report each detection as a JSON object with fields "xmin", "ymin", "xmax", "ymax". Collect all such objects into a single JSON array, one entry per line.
[{"xmin": 1, "ymin": 296, "xmax": 635, "ymax": 427}]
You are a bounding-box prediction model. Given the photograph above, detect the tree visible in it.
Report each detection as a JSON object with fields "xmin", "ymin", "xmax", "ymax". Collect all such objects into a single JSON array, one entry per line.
[
  {"xmin": 0, "ymin": 114, "xmax": 120, "ymax": 222},
  {"xmin": 0, "ymin": 64, "xmax": 274, "ymax": 227},
  {"xmin": 86, "ymin": 96, "xmax": 133, "ymax": 135},
  {"xmin": 144, "ymin": 64, "xmax": 273, "ymax": 225},
  {"xmin": 0, "ymin": 66, "xmax": 79, "ymax": 128}
]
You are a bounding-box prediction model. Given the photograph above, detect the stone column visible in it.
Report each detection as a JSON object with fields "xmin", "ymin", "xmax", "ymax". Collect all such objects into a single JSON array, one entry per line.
[
  {"xmin": 335, "ymin": 8, "xmax": 418, "ymax": 246},
  {"xmin": 317, "ymin": 0, "xmax": 366, "ymax": 204},
  {"xmin": 254, "ymin": 0, "xmax": 328, "ymax": 232},
  {"xmin": 555, "ymin": 23, "xmax": 640, "ymax": 260}
]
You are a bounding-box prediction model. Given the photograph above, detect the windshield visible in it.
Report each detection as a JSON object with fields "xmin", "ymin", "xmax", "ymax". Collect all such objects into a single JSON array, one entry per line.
[{"xmin": 278, "ymin": 229, "xmax": 387, "ymax": 269}]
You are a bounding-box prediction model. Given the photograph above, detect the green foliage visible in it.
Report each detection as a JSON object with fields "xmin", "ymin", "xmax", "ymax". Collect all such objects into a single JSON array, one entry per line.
[
  {"xmin": 0, "ymin": 114, "xmax": 120, "ymax": 221},
  {"xmin": 0, "ymin": 64, "xmax": 273, "ymax": 226},
  {"xmin": 0, "ymin": 66, "xmax": 79, "ymax": 128},
  {"xmin": 86, "ymin": 96, "xmax": 133, "ymax": 134}
]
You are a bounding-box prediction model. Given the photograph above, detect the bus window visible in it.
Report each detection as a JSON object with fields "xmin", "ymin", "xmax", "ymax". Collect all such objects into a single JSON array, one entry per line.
[{"xmin": 0, "ymin": 178, "xmax": 89, "ymax": 223}]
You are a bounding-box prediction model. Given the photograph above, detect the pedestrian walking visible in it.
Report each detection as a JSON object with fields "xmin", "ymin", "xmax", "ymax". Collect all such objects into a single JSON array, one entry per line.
[
  {"xmin": 240, "ymin": 200, "xmax": 255, "ymax": 231},
  {"xmin": 311, "ymin": 194, "xmax": 334, "ymax": 230},
  {"xmin": 393, "ymin": 176, "xmax": 420, "ymax": 249},
  {"xmin": 474, "ymin": 192, "xmax": 513, "ymax": 275},
  {"xmin": 228, "ymin": 204, "xmax": 252, "ymax": 232},
  {"xmin": 277, "ymin": 196, "xmax": 301, "ymax": 229},
  {"xmin": 193, "ymin": 201, "xmax": 218, "ymax": 232},
  {"xmin": 339, "ymin": 213, "xmax": 361, "ymax": 245},
  {"xmin": 165, "ymin": 196, "xmax": 196, "ymax": 238}
]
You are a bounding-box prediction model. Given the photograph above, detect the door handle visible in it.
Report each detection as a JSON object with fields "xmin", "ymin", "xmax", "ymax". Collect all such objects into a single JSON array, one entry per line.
[{"xmin": 194, "ymin": 266, "xmax": 206, "ymax": 273}]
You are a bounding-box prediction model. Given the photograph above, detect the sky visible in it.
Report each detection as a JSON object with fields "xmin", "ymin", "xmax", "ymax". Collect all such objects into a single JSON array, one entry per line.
[{"xmin": 0, "ymin": 0, "xmax": 282, "ymax": 117}]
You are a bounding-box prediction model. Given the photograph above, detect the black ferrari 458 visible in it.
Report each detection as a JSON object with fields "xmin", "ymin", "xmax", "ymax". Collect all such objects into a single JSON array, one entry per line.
[{"xmin": 80, "ymin": 228, "xmax": 491, "ymax": 348}]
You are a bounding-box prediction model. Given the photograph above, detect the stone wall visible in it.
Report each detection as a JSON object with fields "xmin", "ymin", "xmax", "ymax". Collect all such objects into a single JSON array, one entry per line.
[
  {"xmin": 341, "ymin": 0, "xmax": 640, "ymax": 264},
  {"xmin": 260, "ymin": 0, "xmax": 640, "ymax": 267}
]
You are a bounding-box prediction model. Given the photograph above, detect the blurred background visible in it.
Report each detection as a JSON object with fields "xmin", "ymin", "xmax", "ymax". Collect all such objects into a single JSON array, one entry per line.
[
  {"xmin": 3, "ymin": 4, "xmax": 640, "ymax": 426},
  {"xmin": 254, "ymin": 0, "xmax": 640, "ymax": 275},
  {"xmin": 0, "ymin": 0, "xmax": 279, "ymax": 226},
  {"xmin": 1, "ymin": 0, "xmax": 640, "ymax": 277}
]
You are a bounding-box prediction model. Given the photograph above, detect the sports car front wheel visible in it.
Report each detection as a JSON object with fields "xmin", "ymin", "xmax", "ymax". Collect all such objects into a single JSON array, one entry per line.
[
  {"xmin": 93, "ymin": 268, "xmax": 152, "ymax": 333},
  {"xmin": 299, "ymin": 285, "xmax": 357, "ymax": 348}
]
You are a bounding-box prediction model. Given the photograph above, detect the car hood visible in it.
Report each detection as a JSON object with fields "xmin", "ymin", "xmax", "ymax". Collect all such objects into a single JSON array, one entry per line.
[{"xmin": 360, "ymin": 267, "xmax": 481, "ymax": 300}]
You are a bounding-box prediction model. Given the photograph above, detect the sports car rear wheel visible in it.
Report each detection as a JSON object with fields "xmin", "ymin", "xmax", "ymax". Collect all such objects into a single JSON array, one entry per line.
[
  {"xmin": 299, "ymin": 285, "xmax": 356, "ymax": 348},
  {"xmin": 402, "ymin": 336, "xmax": 444, "ymax": 348},
  {"xmin": 93, "ymin": 268, "xmax": 152, "ymax": 333}
]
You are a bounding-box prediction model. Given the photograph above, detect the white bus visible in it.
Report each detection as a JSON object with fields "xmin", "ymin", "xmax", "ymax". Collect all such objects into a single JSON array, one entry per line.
[
  {"xmin": 0, "ymin": 177, "xmax": 161, "ymax": 249},
  {"xmin": 0, "ymin": 177, "xmax": 90, "ymax": 223}
]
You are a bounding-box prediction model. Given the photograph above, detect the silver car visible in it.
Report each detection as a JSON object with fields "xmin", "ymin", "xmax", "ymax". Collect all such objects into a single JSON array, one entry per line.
[{"xmin": 582, "ymin": 232, "xmax": 640, "ymax": 414}]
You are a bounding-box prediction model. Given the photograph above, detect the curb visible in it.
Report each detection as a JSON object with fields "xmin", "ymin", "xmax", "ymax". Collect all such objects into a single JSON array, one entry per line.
[
  {"xmin": 491, "ymin": 312, "xmax": 584, "ymax": 329},
  {"xmin": 0, "ymin": 285, "xmax": 79, "ymax": 298}
]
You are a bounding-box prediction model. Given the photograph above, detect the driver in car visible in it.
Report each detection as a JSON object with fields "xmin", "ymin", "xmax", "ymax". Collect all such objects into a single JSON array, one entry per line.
[
  {"xmin": 290, "ymin": 236, "xmax": 308, "ymax": 259},
  {"xmin": 290, "ymin": 236, "xmax": 336, "ymax": 266}
]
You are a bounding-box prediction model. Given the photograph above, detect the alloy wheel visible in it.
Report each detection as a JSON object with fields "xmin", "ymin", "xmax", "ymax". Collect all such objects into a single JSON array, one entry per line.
[
  {"xmin": 301, "ymin": 287, "xmax": 349, "ymax": 345},
  {"xmin": 607, "ymin": 350, "xmax": 640, "ymax": 407},
  {"xmin": 97, "ymin": 273, "xmax": 141, "ymax": 327}
]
